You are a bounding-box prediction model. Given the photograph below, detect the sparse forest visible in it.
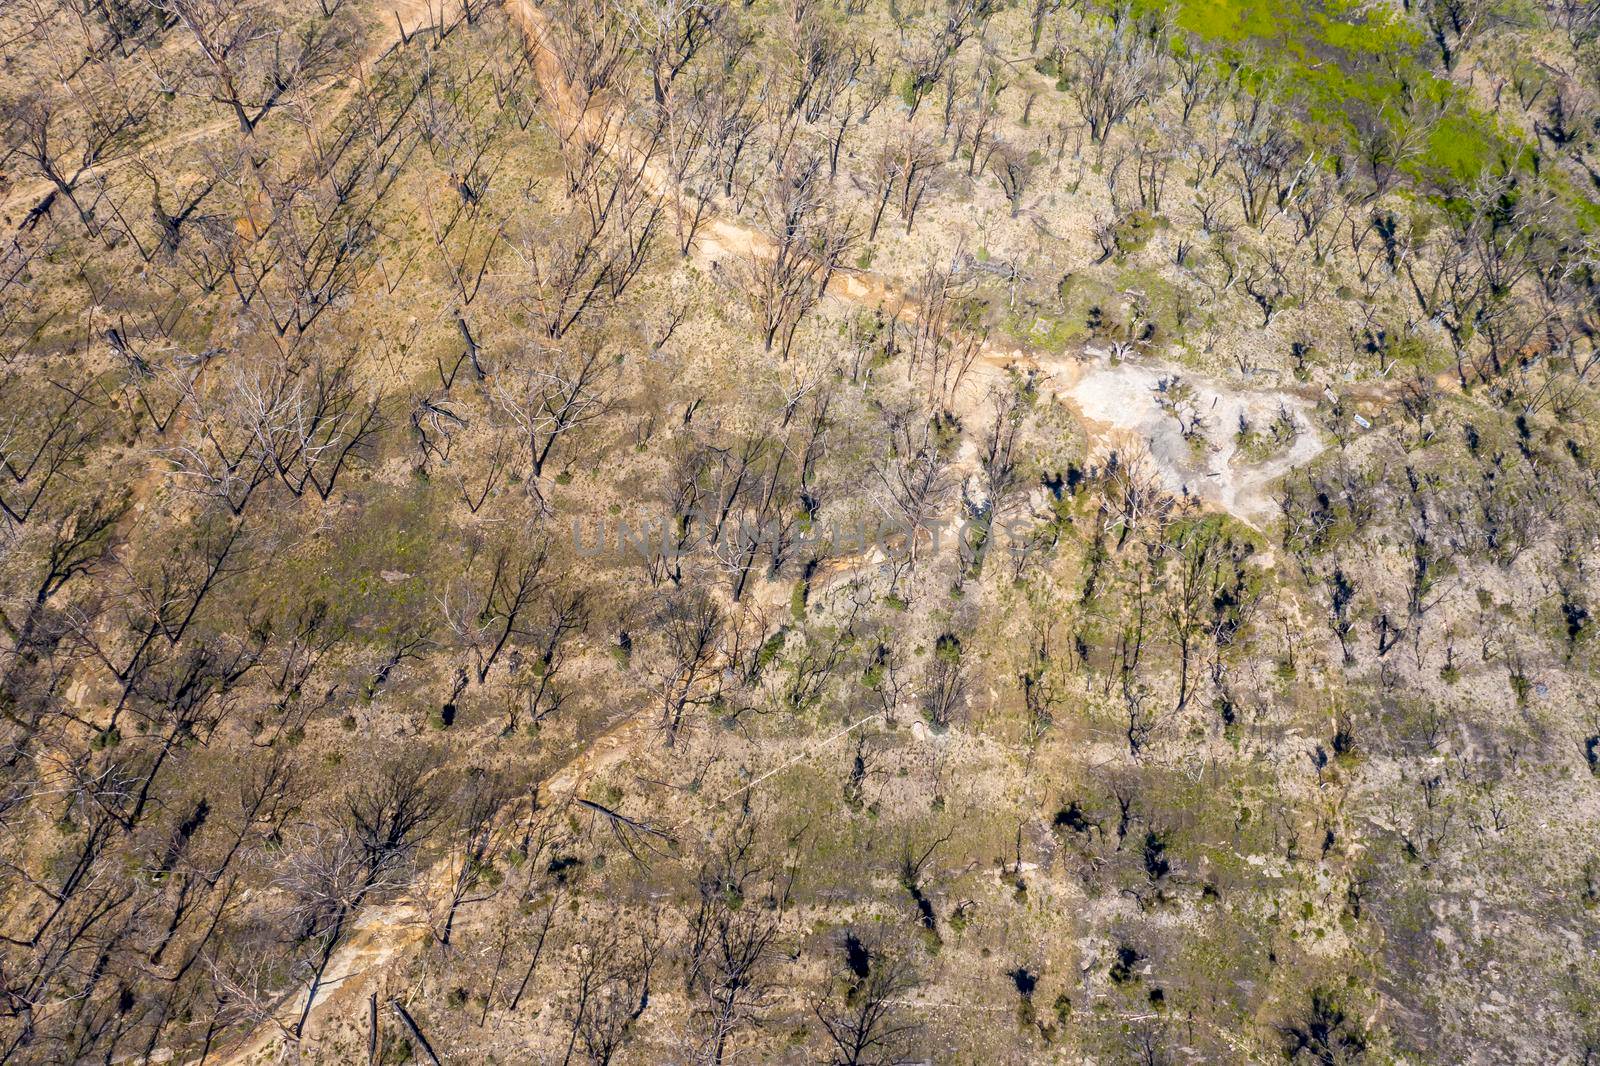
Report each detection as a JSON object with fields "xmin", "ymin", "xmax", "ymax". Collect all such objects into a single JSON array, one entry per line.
[{"xmin": 1, "ymin": 0, "xmax": 1598, "ymax": 1061}]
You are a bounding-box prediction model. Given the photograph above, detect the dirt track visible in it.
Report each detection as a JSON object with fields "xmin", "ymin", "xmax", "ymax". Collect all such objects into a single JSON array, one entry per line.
[{"xmin": 212, "ymin": 709, "xmax": 649, "ymax": 1064}]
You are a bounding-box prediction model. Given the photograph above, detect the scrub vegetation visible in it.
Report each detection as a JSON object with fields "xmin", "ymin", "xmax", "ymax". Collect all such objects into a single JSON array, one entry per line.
[{"xmin": 1, "ymin": 0, "xmax": 1598, "ymax": 1061}]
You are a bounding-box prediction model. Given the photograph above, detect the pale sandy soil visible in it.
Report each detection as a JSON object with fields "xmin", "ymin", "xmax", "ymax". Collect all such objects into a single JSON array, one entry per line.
[
  {"xmin": 1056, "ymin": 351, "xmax": 1323, "ymax": 521},
  {"xmin": 696, "ymin": 211, "xmax": 1327, "ymax": 525}
]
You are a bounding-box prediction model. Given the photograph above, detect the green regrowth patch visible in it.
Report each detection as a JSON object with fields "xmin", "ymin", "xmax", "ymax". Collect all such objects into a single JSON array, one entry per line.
[
  {"xmin": 252, "ymin": 481, "xmax": 449, "ymax": 640},
  {"xmin": 1125, "ymin": 0, "xmax": 1515, "ymax": 188}
]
